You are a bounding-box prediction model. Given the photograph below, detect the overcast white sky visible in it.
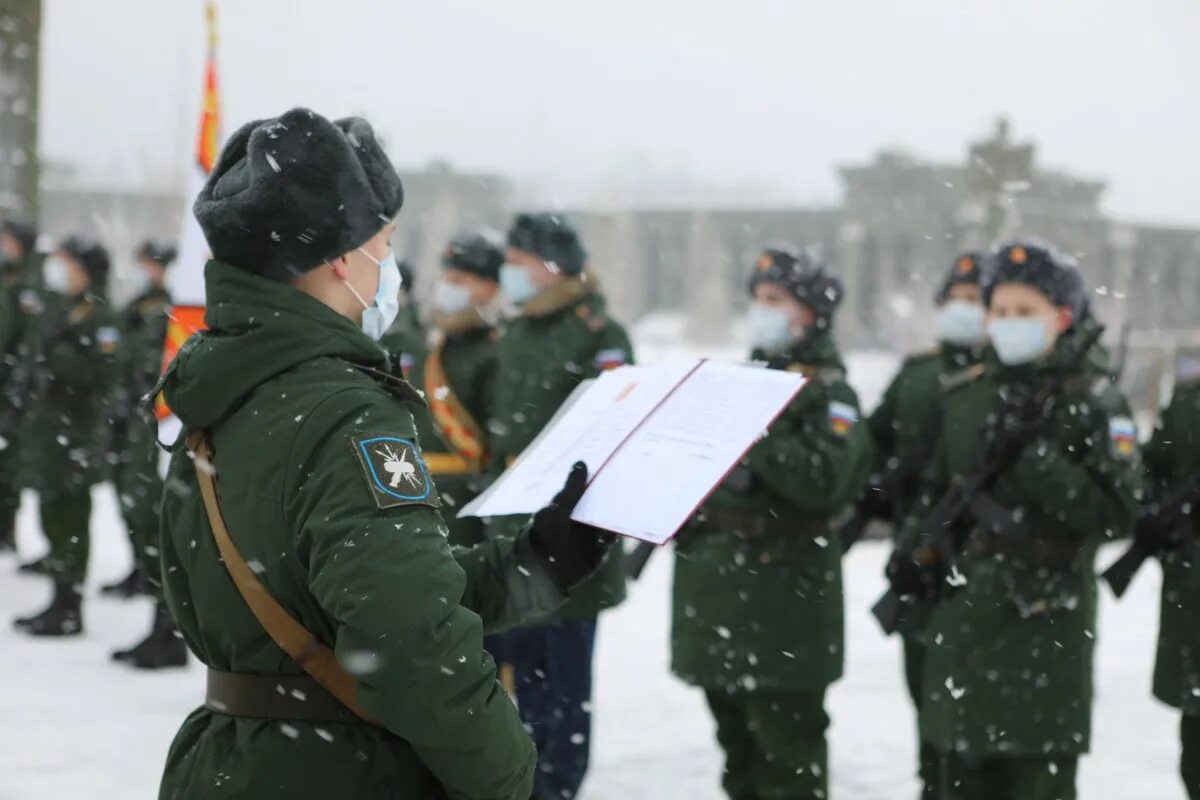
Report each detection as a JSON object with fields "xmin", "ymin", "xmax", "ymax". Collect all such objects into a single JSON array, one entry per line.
[{"xmin": 39, "ymin": 0, "xmax": 1200, "ymax": 225}]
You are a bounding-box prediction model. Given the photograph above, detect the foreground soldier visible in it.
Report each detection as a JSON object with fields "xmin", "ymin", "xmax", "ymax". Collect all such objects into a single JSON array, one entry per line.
[
  {"xmin": 13, "ymin": 237, "xmax": 120, "ymax": 636},
  {"xmin": 405, "ymin": 231, "xmax": 503, "ymax": 547},
  {"xmin": 103, "ymin": 240, "xmax": 176, "ymax": 599},
  {"xmin": 155, "ymin": 108, "xmax": 611, "ymax": 800},
  {"xmin": 892, "ymin": 242, "xmax": 1139, "ymax": 800},
  {"xmin": 864, "ymin": 252, "xmax": 985, "ymax": 799},
  {"xmin": 0, "ymin": 218, "xmax": 42, "ymax": 552},
  {"xmin": 1139, "ymin": 365, "xmax": 1200, "ymax": 799},
  {"xmin": 672, "ymin": 246, "xmax": 871, "ymax": 800},
  {"xmin": 489, "ymin": 212, "xmax": 633, "ymax": 800}
]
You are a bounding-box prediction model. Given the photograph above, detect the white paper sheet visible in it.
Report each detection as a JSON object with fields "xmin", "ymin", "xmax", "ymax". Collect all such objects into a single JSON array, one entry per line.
[
  {"xmin": 460, "ymin": 359, "xmax": 702, "ymax": 519},
  {"xmin": 571, "ymin": 360, "xmax": 806, "ymax": 543}
]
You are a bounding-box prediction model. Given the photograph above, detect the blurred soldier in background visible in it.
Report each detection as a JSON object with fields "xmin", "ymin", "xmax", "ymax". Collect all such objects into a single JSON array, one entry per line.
[
  {"xmin": 1136, "ymin": 360, "xmax": 1200, "ymax": 799},
  {"xmin": 671, "ymin": 245, "xmax": 871, "ymax": 800},
  {"xmin": 379, "ymin": 258, "xmax": 423, "ymax": 380},
  {"xmin": 108, "ymin": 240, "xmax": 187, "ymax": 669},
  {"xmin": 0, "ymin": 217, "xmax": 43, "ymax": 553},
  {"xmin": 863, "ymin": 251, "xmax": 986, "ymax": 799},
  {"xmin": 102, "ymin": 240, "xmax": 175, "ymax": 599},
  {"xmin": 488, "ymin": 212, "xmax": 634, "ymax": 800},
  {"xmin": 889, "ymin": 242, "xmax": 1139, "ymax": 800},
  {"xmin": 13, "ymin": 236, "xmax": 120, "ymax": 637},
  {"xmin": 406, "ymin": 231, "xmax": 503, "ymax": 547}
]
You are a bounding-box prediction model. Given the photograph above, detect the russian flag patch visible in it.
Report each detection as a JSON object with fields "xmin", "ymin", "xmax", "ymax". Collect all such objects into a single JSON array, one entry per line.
[
  {"xmin": 1109, "ymin": 416, "xmax": 1136, "ymax": 458},
  {"xmin": 596, "ymin": 348, "xmax": 627, "ymax": 371},
  {"xmin": 828, "ymin": 401, "xmax": 858, "ymax": 437}
]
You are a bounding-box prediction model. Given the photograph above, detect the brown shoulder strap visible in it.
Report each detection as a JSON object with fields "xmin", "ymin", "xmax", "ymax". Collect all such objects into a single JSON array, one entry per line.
[{"xmin": 185, "ymin": 430, "xmax": 378, "ymax": 724}]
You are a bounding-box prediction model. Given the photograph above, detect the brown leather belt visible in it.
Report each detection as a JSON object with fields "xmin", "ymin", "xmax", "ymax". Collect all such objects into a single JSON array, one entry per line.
[
  {"xmin": 205, "ymin": 669, "xmax": 367, "ymax": 725},
  {"xmin": 700, "ymin": 507, "xmax": 827, "ymax": 539}
]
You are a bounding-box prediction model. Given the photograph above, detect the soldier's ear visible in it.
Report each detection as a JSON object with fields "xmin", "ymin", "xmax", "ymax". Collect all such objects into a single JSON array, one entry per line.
[
  {"xmin": 326, "ymin": 257, "xmax": 351, "ymax": 282},
  {"xmin": 1054, "ymin": 307, "xmax": 1074, "ymax": 333}
]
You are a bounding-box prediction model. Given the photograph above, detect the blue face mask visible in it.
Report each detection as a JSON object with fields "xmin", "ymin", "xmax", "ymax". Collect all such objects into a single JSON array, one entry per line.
[
  {"xmin": 747, "ymin": 304, "xmax": 794, "ymax": 352},
  {"xmin": 988, "ymin": 317, "xmax": 1052, "ymax": 365},
  {"xmin": 433, "ymin": 279, "xmax": 472, "ymax": 314},
  {"xmin": 936, "ymin": 299, "xmax": 985, "ymax": 346},
  {"xmin": 350, "ymin": 247, "xmax": 402, "ymax": 341},
  {"xmin": 500, "ymin": 263, "xmax": 538, "ymax": 305}
]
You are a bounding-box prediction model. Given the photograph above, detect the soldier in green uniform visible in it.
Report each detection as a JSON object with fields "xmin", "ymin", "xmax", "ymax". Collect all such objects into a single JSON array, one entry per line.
[
  {"xmin": 154, "ymin": 108, "xmax": 612, "ymax": 800},
  {"xmin": 108, "ymin": 240, "xmax": 189, "ymax": 669},
  {"xmin": 102, "ymin": 240, "xmax": 175, "ymax": 599},
  {"xmin": 0, "ymin": 217, "xmax": 42, "ymax": 552},
  {"xmin": 1137, "ymin": 357, "xmax": 1200, "ymax": 799},
  {"xmin": 12, "ymin": 236, "xmax": 120, "ymax": 637},
  {"xmin": 864, "ymin": 251, "xmax": 986, "ymax": 799},
  {"xmin": 671, "ymin": 245, "xmax": 871, "ymax": 800},
  {"xmin": 378, "ymin": 258, "xmax": 423, "ymax": 381},
  {"xmin": 489, "ymin": 212, "xmax": 633, "ymax": 800},
  {"xmin": 405, "ymin": 231, "xmax": 502, "ymax": 547},
  {"xmin": 889, "ymin": 242, "xmax": 1139, "ymax": 800}
]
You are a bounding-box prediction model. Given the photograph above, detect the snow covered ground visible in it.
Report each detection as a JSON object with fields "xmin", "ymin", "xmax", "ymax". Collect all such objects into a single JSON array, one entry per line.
[{"xmin": 0, "ymin": 344, "xmax": 1187, "ymax": 798}]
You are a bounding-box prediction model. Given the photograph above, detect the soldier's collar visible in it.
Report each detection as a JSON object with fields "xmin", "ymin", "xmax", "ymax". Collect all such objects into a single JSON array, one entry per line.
[
  {"xmin": 519, "ymin": 270, "xmax": 599, "ymax": 318},
  {"xmin": 432, "ymin": 306, "xmax": 494, "ymax": 337}
]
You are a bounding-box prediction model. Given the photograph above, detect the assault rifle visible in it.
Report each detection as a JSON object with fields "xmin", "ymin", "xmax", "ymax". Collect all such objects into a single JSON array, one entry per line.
[{"xmin": 1101, "ymin": 471, "xmax": 1200, "ymax": 598}]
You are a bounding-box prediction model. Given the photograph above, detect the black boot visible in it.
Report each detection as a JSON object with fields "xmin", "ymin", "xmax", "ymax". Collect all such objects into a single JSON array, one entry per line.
[
  {"xmin": 111, "ymin": 604, "xmax": 187, "ymax": 669},
  {"xmin": 17, "ymin": 555, "xmax": 49, "ymax": 575},
  {"xmin": 99, "ymin": 566, "xmax": 149, "ymax": 598},
  {"xmin": 13, "ymin": 580, "xmax": 83, "ymax": 637}
]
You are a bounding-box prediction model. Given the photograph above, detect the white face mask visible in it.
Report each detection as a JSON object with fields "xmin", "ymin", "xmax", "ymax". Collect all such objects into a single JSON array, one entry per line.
[
  {"xmin": 746, "ymin": 304, "xmax": 794, "ymax": 351},
  {"xmin": 344, "ymin": 247, "xmax": 402, "ymax": 341},
  {"xmin": 128, "ymin": 268, "xmax": 153, "ymax": 296},
  {"xmin": 988, "ymin": 317, "xmax": 1053, "ymax": 365},
  {"xmin": 936, "ymin": 299, "xmax": 985, "ymax": 346},
  {"xmin": 499, "ymin": 263, "xmax": 539, "ymax": 305},
  {"xmin": 433, "ymin": 279, "xmax": 472, "ymax": 314},
  {"xmin": 44, "ymin": 256, "xmax": 72, "ymax": 294}
]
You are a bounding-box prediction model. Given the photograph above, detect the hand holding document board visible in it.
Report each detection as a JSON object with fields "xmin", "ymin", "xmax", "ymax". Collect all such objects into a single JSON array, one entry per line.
[{"xmin": 461, "ymin": 359, "xmax": 808, "ymax": 545}]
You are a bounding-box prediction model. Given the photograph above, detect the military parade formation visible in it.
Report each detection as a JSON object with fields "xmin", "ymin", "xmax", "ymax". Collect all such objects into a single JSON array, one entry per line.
[{"xmin": 0, "ymin": 107, "xmax": 1197, "ymax": 800}]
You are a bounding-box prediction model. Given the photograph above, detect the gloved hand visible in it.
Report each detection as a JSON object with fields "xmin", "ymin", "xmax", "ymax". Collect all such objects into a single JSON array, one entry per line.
[
  {"xmin": 1133, "ymin": 504, "xmax": 1185, "ymax": 557},
  {"xmin": 856, "ymin": 476, "xmax": 895, "ymax": 522},
  {"xmin": 721, "ymin": 464, "xmax": 755, "ymax": 494},
  {"xmin": 530, "ymin": 462, "xmax": 616, "ymax": 591},
  {"xmin": 885, "ymin": 546, "xmax": 941, "ymax": 599}
]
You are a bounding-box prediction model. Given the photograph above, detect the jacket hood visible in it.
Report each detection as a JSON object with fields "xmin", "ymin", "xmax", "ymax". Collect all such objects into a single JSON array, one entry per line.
[{"xmin": 161, "ymin": 260, "xmax": 388, "ymax": 429}]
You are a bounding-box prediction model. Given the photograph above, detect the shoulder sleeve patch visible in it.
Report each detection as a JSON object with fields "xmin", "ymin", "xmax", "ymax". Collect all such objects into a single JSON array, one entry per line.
[
  {"xmin": 350, "ymin": 434, "xmax": 441, "ymax": 510},
  {"xmin": 1108, "ymin": 416, "xmax": 1137, "ymax": 459},
  {"xmin": 828, "ymin": 400, "xmax": 859, "ymax": 436},
  {"xmin": 18, "ymin": 289, "xmax": 42, "ymax": 315},
  {"xmin": 595, "ymin": 348, "xmax": 627, "ymax": 370},
  {"xmin": 97, "ymin": 326, "xmax": 121, "ymax": 354}
]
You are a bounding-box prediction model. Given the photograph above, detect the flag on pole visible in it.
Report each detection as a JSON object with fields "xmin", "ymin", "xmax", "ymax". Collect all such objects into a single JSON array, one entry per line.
[{"xmin": 156, "ymin": 0, "xmax": 221, "ymax": 425}]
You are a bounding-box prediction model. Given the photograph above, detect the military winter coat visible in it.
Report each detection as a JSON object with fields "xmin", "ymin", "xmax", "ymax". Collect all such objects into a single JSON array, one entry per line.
[
  {"xmin": 489, "ymin": 275, "xmax": 634, "ymax": 621},
  {"xmin": 113, "ymin": 286, "xmax": 171, "ymax": 458},
  {"xmin": 671, "ymin": 330, "xmax": 872, "ymax": 692},
  {"xmin": 19, "ymin": 290, "xmax": 120, "ymax": 495},
  {"xmin": 406, "ymin": 311, "xmax": 499, "ymax": 547},
  {"xmin": 1143, "ymin": 377, "xmax": 1200, "ymax": 716},
  {"xmin": 157, "ymin": 261, "xmax": 567, "ymax": 800},
  {"xmin": 913, "ymin": 319, "xmax": 1140, "ymax": 757}
]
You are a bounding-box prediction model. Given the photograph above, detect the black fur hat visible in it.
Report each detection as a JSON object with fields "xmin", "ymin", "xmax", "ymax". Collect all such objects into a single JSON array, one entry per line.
[
  {"xmin": 506, "ymin": 213, "xmax": 586, "ymax": 275},
  {"xmin": 59, "ymin": 235, "xmax": 111, "ymax": 289},
  {"xmin": 935, "ymin": 251, "xmax": 982, "ymax": 304},
  {"xmin": 443, "ymin": 230, "xmax": 503, "ymax": 282},
  {"xmin": 1, "ymin": 218, "xmax": 37, "ymax": 257},
  {"xmin": 136, "ymin": 239, "xmax": 178, "ymax": 267},
  {"xmin": 982, "ymin": 240, "xmax": 1087, "ymax": 322},
  {"xmin": 194, "ymin": 107, "xmax": 404, "ymax": 281},
  {"xmin": 747, "ymin": 243, "xmax": 844, "ymax": 329}
]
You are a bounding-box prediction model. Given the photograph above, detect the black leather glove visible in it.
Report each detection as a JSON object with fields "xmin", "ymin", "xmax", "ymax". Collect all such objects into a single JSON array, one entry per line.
[
  {"xmin": 856, "ymin": 476, "xmax": 895, "ymax": 522},
  {"xmin": 1133, "ymin": 504, "xmax": 1185, "ymax": 557},
  {"xmin": 721, "ymin": 464, "xmax": 756, "ymax": 494},
  {"xmin": 529, "ymin": 462, "xmax": 616, "ymax": 591},
  {"xmin": 885, "ymin": 546, "xmax": 941, "ymax": 600}
]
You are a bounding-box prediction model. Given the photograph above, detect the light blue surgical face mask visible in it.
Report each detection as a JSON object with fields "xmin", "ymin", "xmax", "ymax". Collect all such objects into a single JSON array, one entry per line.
[
  {"xmin": 936, "ymin": 299, "xmax": 985, "ymax": 346},
  {"xmin": 746, "ymin": 304, "xmax": 794, "ymax": 352},
  {"xmin": 988, "ymin": 317, "xmax": 1052, "ymax": 365},
  {"xmin": 348, "ymin": 247, "xmax": 401, "ymax": 340},
  {"xmin": 44, "ymin": 256, "xmax": 72, "ymax": 294},
  {"xmin": 500, "ymin": 263, "xmax": 538, "ymax": 305},
  {"xmin": 433, "ymin": 279, "xmax": 472, "ymax": 314}
]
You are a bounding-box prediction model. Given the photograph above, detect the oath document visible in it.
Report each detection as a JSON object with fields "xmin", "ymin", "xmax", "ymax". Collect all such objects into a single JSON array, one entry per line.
[{"xmin": 460, "ymin": 358, "xmax": 807, "ymax": 545}]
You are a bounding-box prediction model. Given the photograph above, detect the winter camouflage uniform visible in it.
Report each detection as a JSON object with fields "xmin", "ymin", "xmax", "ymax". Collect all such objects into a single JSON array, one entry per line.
[
  {"xmin": 1142, "ymin": 370, "xmax": 1200, "ymax": 799},
  {"xmin": 866, "ymin": 342, "xmax": 981, "ymax": 796},
  {"xmin": 672, "ymin": 329, "xmax": 871, "ymax": 800},
  {"xmin": 157, "ymin": 261, "xmax": 567, "ymax": 800},
  {"xmin": 904, "ymin": 318, "xmax": 1139, "ymax": 800}
]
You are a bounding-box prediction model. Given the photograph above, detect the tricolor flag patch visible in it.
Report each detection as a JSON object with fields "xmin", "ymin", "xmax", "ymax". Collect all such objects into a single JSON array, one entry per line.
[
  {"xmin": 1109, "ymin": 416, "xmax": 1136, "ymax": 458},
  {"xmin": 399, "ymin": 352, "xmax": 415, "ymax": 378},
  {"xmin": 828, "ymin": 401, "xmax": 858, "ymax": 437},
  {"xmin": 596, "ymin": 348, "xmax": 627, "ymax": 371},
  {"xmin": 97, "ymin": 326, "xmax": 121, "ymax": 354}
]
